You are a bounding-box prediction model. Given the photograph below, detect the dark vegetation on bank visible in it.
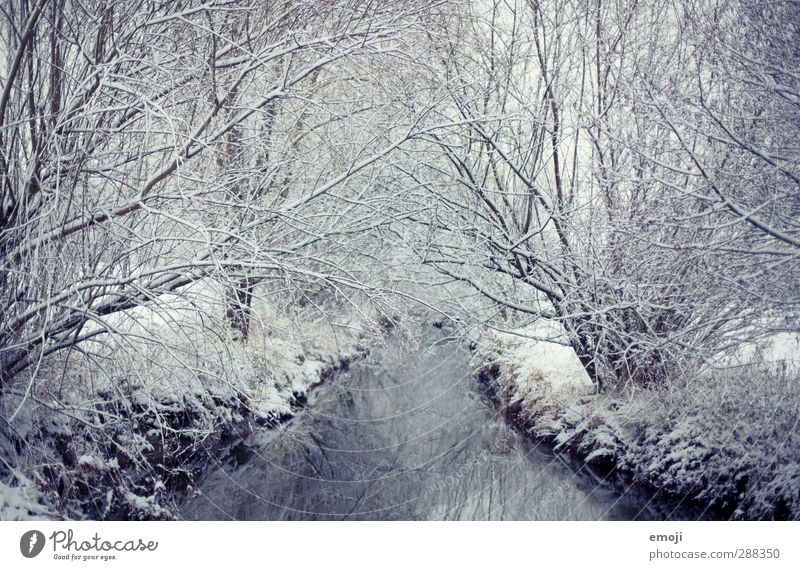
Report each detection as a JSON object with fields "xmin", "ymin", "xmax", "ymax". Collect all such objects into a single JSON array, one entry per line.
[{"xmin": 472, "ymin": 332, "xmax": 800, "ymax": 521}]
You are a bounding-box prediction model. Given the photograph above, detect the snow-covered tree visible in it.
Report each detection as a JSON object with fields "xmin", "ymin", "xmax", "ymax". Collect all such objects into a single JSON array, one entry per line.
[{"xmin": 0, "ymin": 0, "xmax": 436, "ymax": 386}]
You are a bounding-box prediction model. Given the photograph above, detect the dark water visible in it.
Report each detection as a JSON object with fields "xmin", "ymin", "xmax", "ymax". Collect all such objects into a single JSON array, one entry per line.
[{"xmin": 180, "ymin": 331, "xmax": 693, "ymax": 520}]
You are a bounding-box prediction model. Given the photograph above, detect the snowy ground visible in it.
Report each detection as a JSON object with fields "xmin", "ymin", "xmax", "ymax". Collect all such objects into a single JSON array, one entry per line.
[
  {"xmin": 4, "ymin": 287, "xmax": 797, "ymax": 521},
  {"xmin": 0, "ymin": 284, "xmax": 371, "ymax": 520},
  {"xmin": 471, "ymin": 323, "xmax": 800, "ymax": 520}
]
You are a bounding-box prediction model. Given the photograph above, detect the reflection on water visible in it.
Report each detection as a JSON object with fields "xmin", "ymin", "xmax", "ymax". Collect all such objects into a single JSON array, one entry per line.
[{"xmin": 181, "ymin": 331, "xmax": 695, "ymax": 520}]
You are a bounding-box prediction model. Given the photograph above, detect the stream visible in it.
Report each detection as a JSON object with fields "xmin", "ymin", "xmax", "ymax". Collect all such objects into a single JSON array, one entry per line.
[{"xmin": 180, "ymin": 329, "xmax": 694, "ymax": 520}]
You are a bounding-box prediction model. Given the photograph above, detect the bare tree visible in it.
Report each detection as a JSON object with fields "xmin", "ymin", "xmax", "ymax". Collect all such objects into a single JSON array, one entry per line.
[
  {"xmin": 0, "ymin": 0, "xmax": 438, "ymax": 388},
  {"xmin": 408, "ymin": 0, "xmax": 798, "ymax": 391}
]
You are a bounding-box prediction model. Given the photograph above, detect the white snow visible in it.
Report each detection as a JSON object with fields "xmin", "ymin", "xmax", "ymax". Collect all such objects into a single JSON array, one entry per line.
[
  {"xmin": 473, "ymin": 318, "xmax": 800, "ymax": 519},
  {"xmin": 77, "ymin": 455, "xmax": 119, "ymax": 471},
  {"xmin": 477, "ymin": 320, "xmax": 593, "ymax": 409},
  {"xmin": 0, "ymin": 281, "xmax": 368, "ymax": 520},
  {"xmin": 0, "ymin": 477, "xmax": 50, "ymax": 521}
]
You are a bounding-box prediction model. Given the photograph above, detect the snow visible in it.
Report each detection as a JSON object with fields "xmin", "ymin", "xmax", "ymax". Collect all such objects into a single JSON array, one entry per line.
[
  {"xmin": 78, "ymin": 455, "xmax": 119, "ymax": 471},
  {"xmin": 0, "ymin": 477, "xmax": 50, "ymax": 521},
  {"xmin": 715, "ymin": 331, "xmax": 800, "ymax": 373},
  {"xmin": 476, "ymin": 320, "xmax": 593, "ymax": 411},
  {"xmin": 472, "ymin": 319, "xmax": 800, "ymax": 520},
  {"xmin": 0, "ymin": 283, "xmax": 368, "ymax": 520}
]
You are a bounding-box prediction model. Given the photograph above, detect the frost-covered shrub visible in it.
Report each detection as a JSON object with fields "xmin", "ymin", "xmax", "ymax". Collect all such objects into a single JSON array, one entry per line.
[
  {"xmin": 0, "ymin": 297, "xmax": 363, "ymax": 520},
  {"xmin": 474, "ymin": 325, "xmax": 800, "ymax": 519},
  {"xmin": 622, "ymin": 363, "xmax": 800, "ymax": 519}
]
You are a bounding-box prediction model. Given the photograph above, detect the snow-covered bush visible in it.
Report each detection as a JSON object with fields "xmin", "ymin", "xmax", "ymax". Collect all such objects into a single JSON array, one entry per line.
[
  {"xmin": 0, "ymin": 292, "xmax": 366, "ymax": 520},
  {"xmin": 473, "ymin": 325, "xmax": 800, "ymax": 519}
]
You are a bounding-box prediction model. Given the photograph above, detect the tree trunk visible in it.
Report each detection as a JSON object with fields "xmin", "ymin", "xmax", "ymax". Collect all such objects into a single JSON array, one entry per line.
[{"xmin": 225, "ymin": 276, "xmax": 254, "ymax": 341}]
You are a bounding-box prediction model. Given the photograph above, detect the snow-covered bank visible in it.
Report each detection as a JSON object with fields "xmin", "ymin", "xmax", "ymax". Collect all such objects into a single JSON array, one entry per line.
[
  {"xmin": 0, "ymin": 292, "xmax": 370, "ymax": 521},
  {"xmin": 472, "ymin": 324, "xmax": 800, "ymax": 520}
]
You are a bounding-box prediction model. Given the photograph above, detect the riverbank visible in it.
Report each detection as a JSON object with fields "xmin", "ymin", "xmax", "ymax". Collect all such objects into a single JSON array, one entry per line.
[
  {"xmin": 180, "ymin": 326, "xmax": 673, "ymax": 520},
  {"xmin": 471, "ymin": 323, "xmax": 800, "ymax": 520},
  {"xmin": 0, "ymin": 293, "xmax": 371, "ymax": 521}
]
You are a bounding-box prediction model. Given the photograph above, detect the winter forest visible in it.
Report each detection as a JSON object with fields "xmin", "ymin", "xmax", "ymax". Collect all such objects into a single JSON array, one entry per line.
[{"xmin": 1, "ymin": 0, "xmax": 799, "ymax": 521}]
